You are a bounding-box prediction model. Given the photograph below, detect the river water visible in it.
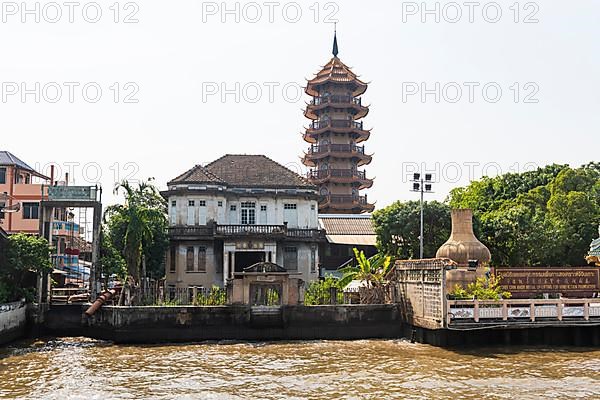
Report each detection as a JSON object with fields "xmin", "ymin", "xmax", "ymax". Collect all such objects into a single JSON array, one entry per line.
[{"xmin": 1, "ymin": 338, "xmax": 600, "ymax": 399}]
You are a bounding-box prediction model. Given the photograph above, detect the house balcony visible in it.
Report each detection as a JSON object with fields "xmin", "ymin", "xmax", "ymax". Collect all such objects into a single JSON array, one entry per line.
[
  {"xmin": 303, "ymin": 119, "xmax": 370, "ymax": 144},
  {"xmin": 169, "ymin": 224, "xmax": 325, "ymax": 242},
  {"xmin": 319, "ymin": 194, "xmax": 375, "ymax": 213},
  {"xmin": 302, "ymin": 144, "xmax": 372, "ymax": 167},
  {"xmin": 307, "ymin": 169, "xmax": 373, "ymax": 189},
  {"xmin": 12, "ymin": 183, "xmax": 47, "ymax": 198},
  {"xmin": 305, "ymin": 96, "xmax": 369, "ymax": 120}
]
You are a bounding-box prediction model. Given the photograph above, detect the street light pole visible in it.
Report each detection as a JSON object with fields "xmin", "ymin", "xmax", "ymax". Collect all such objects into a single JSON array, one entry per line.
[
  {"xmin": 411, "ymin": 173, "xmax": 433, "ymax": 259},
  {"xmin": 420, "ymin": 176, "xmax": 424, "ymax": 259}
]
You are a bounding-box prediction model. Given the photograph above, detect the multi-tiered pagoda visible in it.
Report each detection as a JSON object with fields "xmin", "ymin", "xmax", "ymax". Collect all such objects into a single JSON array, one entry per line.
[{"xmin": 302, "ymin": 32, "xmax": 374, "ymax": 214}]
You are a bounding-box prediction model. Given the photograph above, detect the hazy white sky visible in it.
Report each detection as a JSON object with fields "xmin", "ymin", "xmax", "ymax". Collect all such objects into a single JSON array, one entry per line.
[{"xmin": 1, "ymin": 0, "xmax": 599, "ymax": 208}]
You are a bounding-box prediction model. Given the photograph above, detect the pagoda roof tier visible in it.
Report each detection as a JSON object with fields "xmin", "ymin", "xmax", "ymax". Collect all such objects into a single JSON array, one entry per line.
[
  {"xmin": 303, "ymin": 120, "xmax": 371, "ymax": 144},
  {"xmin": 303, "ymin": 129, "xmax": 370, "ymax": 144},
  {"xmin": 306, "ymin": 57, "xmax": 368, "ymax": 97},
  {"xmin": 302, "ymin": 144, "xmax": 372, "ymax": 168},
  {"xmin": 318, "ymin": 194, "xmax": 375, "ymax": 214},
  {"xmin": 304, "ymin": 96, "xmax": 369, "ymax": 120},
  {"xmin": 307, "ymin": 169, "xmax": 373, "ymax": 190}
]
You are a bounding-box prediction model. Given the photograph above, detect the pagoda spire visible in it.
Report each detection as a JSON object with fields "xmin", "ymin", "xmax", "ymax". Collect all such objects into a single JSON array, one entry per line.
[{"xmin": 332, "ymin": 24, "xmax": 339, "ymax": 57}]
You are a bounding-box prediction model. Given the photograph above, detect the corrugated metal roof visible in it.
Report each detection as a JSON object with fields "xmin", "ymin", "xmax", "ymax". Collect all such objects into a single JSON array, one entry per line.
[
  {"xmin": 325, "ymin": 234, "xmax": 376, "ymax": 246},
  {"xmin": 319, "ymin": 214, "xmax": 375, "ymax": 235},
  {"xmin": 0, "ymin": 151, "xmax": 35, "ymax": 171}
]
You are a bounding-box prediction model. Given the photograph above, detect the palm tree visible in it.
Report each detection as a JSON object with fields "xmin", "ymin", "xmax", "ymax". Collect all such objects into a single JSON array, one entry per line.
[
  {"xmin": 339, "ymin": 248, "xmax": 393, "ymax": 304},
  {"xmin": 104, "ymin": 179, "xmax": 167, "ymax": 303}
]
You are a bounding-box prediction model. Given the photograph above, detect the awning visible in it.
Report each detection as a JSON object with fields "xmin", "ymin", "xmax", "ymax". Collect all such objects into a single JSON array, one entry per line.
[{"xmin": 325, "ymin": 234, "xmax": 377, "ymax": 246}]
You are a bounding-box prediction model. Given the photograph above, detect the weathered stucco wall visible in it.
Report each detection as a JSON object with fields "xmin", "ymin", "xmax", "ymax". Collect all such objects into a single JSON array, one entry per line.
[{"xmin": 0, "ymin": 301, "xmax": 26, "ymax": 345}]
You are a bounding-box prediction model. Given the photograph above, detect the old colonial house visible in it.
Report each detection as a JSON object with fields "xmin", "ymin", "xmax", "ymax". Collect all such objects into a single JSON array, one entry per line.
[{"xmin": 162, "ymin": 155, "xmax": 325, "ymax": 291}]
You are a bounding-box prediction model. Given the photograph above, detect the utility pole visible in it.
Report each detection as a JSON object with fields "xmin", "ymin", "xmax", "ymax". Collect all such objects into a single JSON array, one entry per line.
[{"xmin": 410, "ymin": 173, "xmax": 433, "ymax": 259}]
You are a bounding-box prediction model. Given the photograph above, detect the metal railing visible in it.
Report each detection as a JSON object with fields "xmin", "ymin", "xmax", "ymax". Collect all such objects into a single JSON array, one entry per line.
[
  {"xmin": 307, "ymin": 144, "xmax": 365, "ymax": 155},
  {"xmin": 321, "ymin": 194, "xmax": 369, "ymax": 205},
  {"xmin": 141, "ymin": 286, "xmax": 228, "ymax": 306},
  {"xmin": 310, "ymin": 120, "xmax": 364, "ymax": 130},
  {"xmin": 308, "ymin": 169, "xmax": 367, "ymax": 180},
  {"xmin": 310, "ymin": 95, "xmax": 362, "ymax": 106},
  {"xmin": 448, "ymin": 298, "xmax": 600, "ymax": 323}
]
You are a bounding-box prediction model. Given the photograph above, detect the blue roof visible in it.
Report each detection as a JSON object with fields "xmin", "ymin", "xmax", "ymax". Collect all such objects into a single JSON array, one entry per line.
[{"xmin": 0, "ymin": 151, "xmax": 49, "ymax": 179}]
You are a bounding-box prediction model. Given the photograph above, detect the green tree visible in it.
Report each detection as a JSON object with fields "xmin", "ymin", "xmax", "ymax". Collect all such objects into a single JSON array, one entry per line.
[
  {"xmin": 339, "ymin": 249, "xmax": 392, "ymax": 304},
  {"xmin": 372, "ymin": 200, "xmax": 451, "ymax": 259},
  {"xmin": 449, "ymin": 164, "xmax": 600, "ymax": 267},
  {"xmin": 0, "ymin": 233, "xmax": 52, "ymax": 302},
  {"xmin": 103, "ymin": 179, "xmax": 168, "ymax": 290},
  {"xmin": 99, "ymin": 227, "xmax": 127, "ymax": 285}
]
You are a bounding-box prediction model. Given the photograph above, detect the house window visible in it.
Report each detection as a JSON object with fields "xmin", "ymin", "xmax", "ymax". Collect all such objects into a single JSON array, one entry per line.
[
  {"xmin": 284, "ymin": 203, "xmax": 297, "ymax": 210},
  {"xmin": 311, "ymin": 246, "xmax": 317, "ymax": 273},
  {"xmin": 171, "ymin": 200, "xmax": 176, "ymax": 207},
  {"xmin": 284, "ymin": 246, "xmax": 298, "ymax": 270},
  {"xmin": 199, "ymin": 200, "xmax": 206, "ymax": 207},
  {"xmin": 311, "ymin": 204, "xmax": 315, "ymax": 210},
  {"xmin": 197, "ymin": 246, "xmax": 207, "ymax": 272},
  {"xmin": 241, "ymin": 202, "xmax": 256, "ymax": 225},
  {"xmin": 169, "ymin": 246, "xmax": 176, "ymax": 272},
  {"xmin": 0, "ymin": 202, "xmax": 5, "ymax": 219},
  {"xmin": 230, "ymin": 205, "xmax": 237, "ymax": 211},
  {"xmin": 218, "ymin": 201, "xmax": 223, "ymax": 207},
  {"xmin": 23, "ymin": 202, "xmax": 39, "ymax": 219},
  {"xmin": 260, "ymin": 205, "xmax": 267, "ymax": 212},
  {"xmin": 186, "ymin": 247, "xmax": 194, "ymax": 272},
  {"xmin": 0, "ymin": 167, "xmax": 6, "ymax": 184},
  {"xmin": 188, "ymin": 200, "xmax": 195, "ymax": 207}
]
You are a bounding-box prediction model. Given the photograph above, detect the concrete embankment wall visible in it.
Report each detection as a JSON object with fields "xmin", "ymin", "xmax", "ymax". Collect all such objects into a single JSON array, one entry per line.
[
  {"xmin": 404, "ymin": 323, "xmax": 600, "ymax": 347},
  {"xmin": 41, "ymin": 304, "xmax": 403, "ymax": 344},
  {"xmin": 0, "ymin": 301, "xmax": 27, "ymax": 345}
]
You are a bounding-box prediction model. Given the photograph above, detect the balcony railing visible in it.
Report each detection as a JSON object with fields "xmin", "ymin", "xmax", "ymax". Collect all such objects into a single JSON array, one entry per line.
[
  {"xmin": 169, "ymin": 226, "xmax": 214, "ymax": 237},
  {"xmin": 310, "ymin": 120, "xmax": 364, "ymax": 131},
  {"xmin": 307, "ymin": 144, "xmax": 365, "ymax": 155},
  {"xmin": 215, "ymin": 224, "xmax": 286, "ymax": 236},
  {"xmin": 321, "ymin": 194, "xmax": 369, "ymax": 205},
  {"xmin": 169, "ymin": 224, "xmax": 324, "ymax": 240},
  {"xmin": 308, "ymin": 169, "xmax": 367, "ymax": 180},
  {"xmin": 310, "ymin": 95, "xmax": 362, "ymax": 106}
]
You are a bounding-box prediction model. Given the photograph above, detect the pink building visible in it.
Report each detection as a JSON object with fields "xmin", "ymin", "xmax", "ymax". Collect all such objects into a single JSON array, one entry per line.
[{"xmin": 0, "ymin": 151, "xmax": 50, "ymax": 234}]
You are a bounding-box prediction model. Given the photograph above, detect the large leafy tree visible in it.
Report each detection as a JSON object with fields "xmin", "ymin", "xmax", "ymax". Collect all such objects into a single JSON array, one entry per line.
[
  {"xmin": 372, "ymin": 200, "xmax": 451, "ymax": 259},
  {"xmin": 449, "ymin": 164, "xmax": 600, "ymax": 267},
  {"xmin": 0, "ymin": 233, "xmax": 52, "ymax": 302},
  {"xmin": 103, "ymin": 180, "xmax": 168, "ymax": 286}
]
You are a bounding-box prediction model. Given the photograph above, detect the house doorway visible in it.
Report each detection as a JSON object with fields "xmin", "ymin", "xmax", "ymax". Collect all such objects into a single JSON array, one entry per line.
[{"xmin": 235, "ymin": 251, "xmax": 265, "ymax": 272}]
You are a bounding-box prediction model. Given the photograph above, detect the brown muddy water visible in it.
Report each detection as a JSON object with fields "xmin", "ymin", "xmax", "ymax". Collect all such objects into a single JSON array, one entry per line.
[{"xmin": 1, "ymin": 337, "xmax": 599, "ymax": 399}]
